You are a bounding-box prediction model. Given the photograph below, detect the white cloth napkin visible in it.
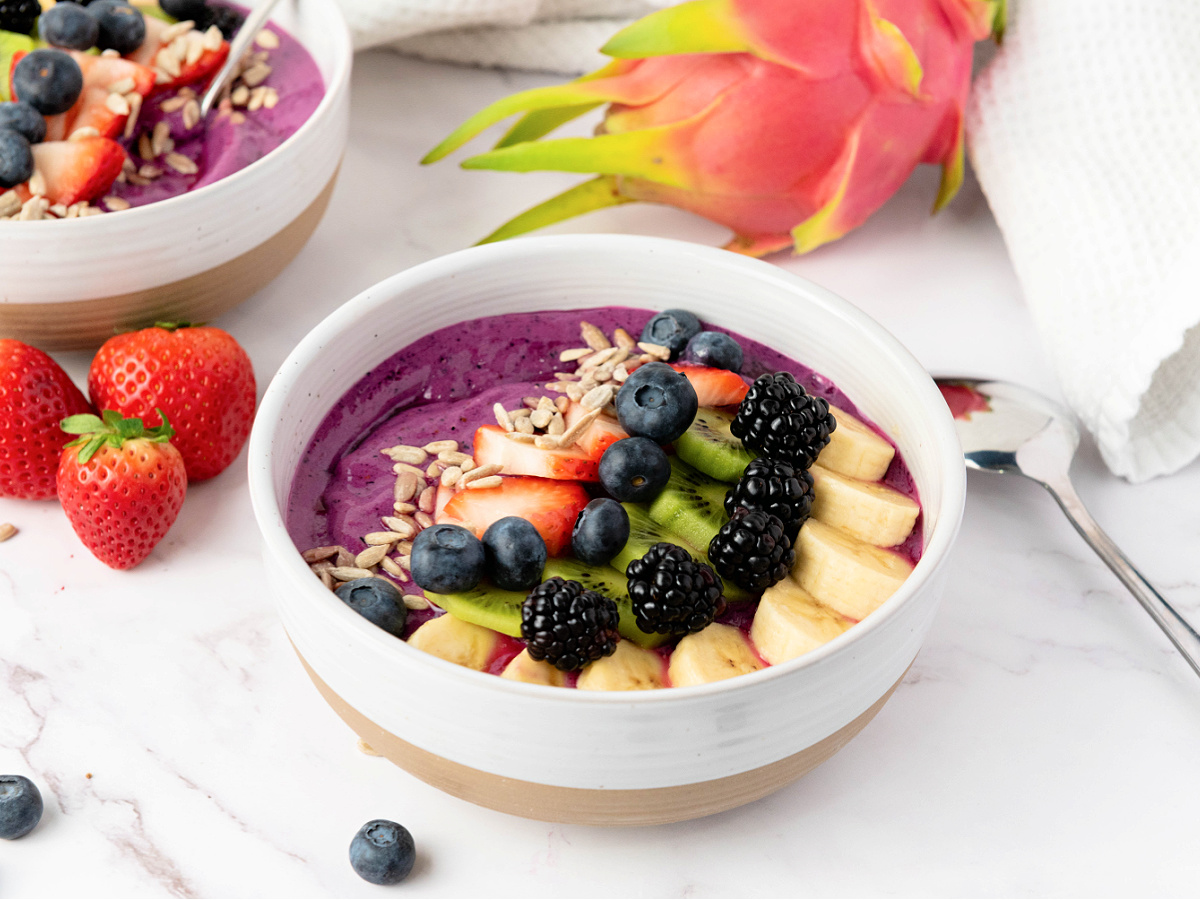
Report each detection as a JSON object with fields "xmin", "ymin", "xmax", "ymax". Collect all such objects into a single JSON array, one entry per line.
[
  {"xmin": 335, "ymin": 0, "xmax": 672, "ymax": 73},
  {"xmin": 967, "ymin": 0, "xmax": 1200, "ymax": 482}
]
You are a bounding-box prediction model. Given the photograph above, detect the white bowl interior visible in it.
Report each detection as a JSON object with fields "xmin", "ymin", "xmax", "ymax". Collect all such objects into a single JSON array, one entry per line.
[{"xmin": 249, "ymin": 235, "xmax": 965, "ymax": 790}]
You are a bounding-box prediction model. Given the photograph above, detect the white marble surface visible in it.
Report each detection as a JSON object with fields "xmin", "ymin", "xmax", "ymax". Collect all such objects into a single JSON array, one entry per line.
[{"xmin": 4, "ymin": 51, "xmax": 1200, "ymax": 897}]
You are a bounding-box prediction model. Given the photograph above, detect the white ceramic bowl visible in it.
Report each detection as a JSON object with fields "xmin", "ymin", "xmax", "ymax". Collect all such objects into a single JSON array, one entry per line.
[
  {"xmin": 0, "ymin": 0, "xmax": 351, "ymax": 350},
  {"xmin": 249, "ymin": 235, "xmax": 966, "ymax": 825}
]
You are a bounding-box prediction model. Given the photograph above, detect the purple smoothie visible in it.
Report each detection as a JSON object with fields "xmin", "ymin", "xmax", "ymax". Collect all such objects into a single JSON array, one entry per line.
[
  {"xmin": 109, "ymin": 9, "xmax": 324, "ymax": 208},
  {"xmin": 286, "ymin": 306, "xmax": 924, "ymax": 580}
]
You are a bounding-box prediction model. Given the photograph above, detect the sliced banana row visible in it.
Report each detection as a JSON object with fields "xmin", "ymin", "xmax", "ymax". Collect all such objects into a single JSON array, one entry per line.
[{"xmin": 817, "ymin": 405, "xmax": 896, "ymax": 482}]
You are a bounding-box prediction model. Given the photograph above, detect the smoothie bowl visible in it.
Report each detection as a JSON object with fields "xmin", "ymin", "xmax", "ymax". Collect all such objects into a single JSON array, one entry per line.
[
  {"xmin": 0, "ymin": 0, "xmax": 351, "ymax": 349},
  {"xmin": 249, "ymin": 235, "xmax": 966, "ymax": 825}
]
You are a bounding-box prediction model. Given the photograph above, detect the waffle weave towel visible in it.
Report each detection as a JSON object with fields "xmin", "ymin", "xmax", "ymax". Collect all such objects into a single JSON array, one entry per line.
[{"xmin": 967, "ymin": 0, "xmax": 1200, "ymax": 482}]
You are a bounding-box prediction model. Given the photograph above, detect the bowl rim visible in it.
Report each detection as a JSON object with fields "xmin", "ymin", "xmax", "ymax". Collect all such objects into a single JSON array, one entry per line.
[
  {"xmin": 249, "ymin": 234, "xmax": 966, "ymax": 705},
  {"xmin": 4, "ymin": 0, "xmax": 352, "ymax": 229}
]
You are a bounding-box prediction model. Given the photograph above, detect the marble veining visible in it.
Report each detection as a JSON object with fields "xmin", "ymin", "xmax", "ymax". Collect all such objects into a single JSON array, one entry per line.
[{"xmin": 3, "ymin": 51, "xmax": 1200, "ymax": 896}]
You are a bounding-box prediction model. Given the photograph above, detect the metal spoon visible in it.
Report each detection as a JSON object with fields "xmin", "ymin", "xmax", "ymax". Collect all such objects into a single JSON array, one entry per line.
[
  {"xmin": 199, "ymin": 0, "xmax": 288, "ymax": 118},
  {"xmin": 936, "ymin": 376, "xmax": 1200, "ymax": 678}
]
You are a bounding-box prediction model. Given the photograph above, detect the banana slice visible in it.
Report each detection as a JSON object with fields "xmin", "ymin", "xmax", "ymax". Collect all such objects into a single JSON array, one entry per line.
[
  {"xmin": 667, "ymin": 623, "xmax": 764, "ymax": 687},
  {"xmin": 793, "ymin": 519, "xmax": 914, "ymax": 621},
  {"xmin": 577, "ymin": 640, "xmax": 665, "ymax": 691},
  {"xmin": 407, "ymin": 613, "xmax": 498, "ymax": 670},
  {"xmin": 751, "ymin": 580, "xmax": 854, "ymax": 664},
  {"xmin": 500, "ymin": 649, "xmax": 566, "ymax": 686},
  {"xmin": 809, "ymin": 464, "xmax": 919, "ymax": 547},
  {"xmin": 818, "ymin": 405, "xmax": 895, "ymax": 482}
]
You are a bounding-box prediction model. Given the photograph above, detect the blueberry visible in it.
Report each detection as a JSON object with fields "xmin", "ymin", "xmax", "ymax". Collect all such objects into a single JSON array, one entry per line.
[
  {"xmin": 39, "ymin": 2, "xmax": 101, "ymax": 51},
  {"xmin": 0, "ymin": 102, "xmax": 46, "ymax": 145},
  {"xmin": 0, "ymin": 775, "xmax": 43, "ymax": 840},
  {"xmin": 159, "ymin": 0, "xmax": 209, "ymax": 19},
  {"xmin": 640, "ymin": 309, "xmax": 702, "ymax": 360},
  {"xmin": 613, "ymin": 362, "xmax": 698, "ymax": 444},
  {"xmin": 572, "ymin": 498, "xmax": 630, "ymax": 565},
  {"xmin": 482, "ymin": 516, "xmax": 546, "ymax": 591},
  {"xmin": 684, "ymin": 331, "xmax": 744, "ymax": 372},
  {"xmin": 334, "ymin": 577, "xmax": 407, "ymax": 637},
  {"xmin": 0, "ymin": 130, "xmax": 34, "ymax": 190},
  {"xmin": 349, "ymin": 819, "xmax": 415, "ymax": 885},
  {"xmin": 599, "ymin": 437, "xmax": 671, "ymax": 503},
  {"xmin": 410, "ymin": 523, "xmax": 486, "ymax": 594},
  {"xmin": 89, "ymin": 1, "xmax": 145, "ymax": 55},
  {"xmin": 11, "ymin": 49, "xmax": 83, "ymax": 117}
]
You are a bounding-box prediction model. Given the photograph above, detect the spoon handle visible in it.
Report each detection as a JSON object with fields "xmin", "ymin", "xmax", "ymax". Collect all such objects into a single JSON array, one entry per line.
[
  {"xmin": 1045, "ymin": 478, "xmax": 1200, "ymax": 678},
  {"xmin": 199, "ymin": 0, "xmax": 288, "ymax": 118}
]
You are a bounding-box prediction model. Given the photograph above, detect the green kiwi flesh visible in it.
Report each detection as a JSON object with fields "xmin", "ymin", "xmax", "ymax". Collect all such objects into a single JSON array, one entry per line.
[
  {"xmin": 674, "ymin": 407, "xmax": 756, "ymax": 483},
  {"xmin": 425, "ymin": 582, "xmax": 525, "ymax": 637},
  {"xmin": 543, "ymin": 559, "xmax": 669, "ymax": 649}
]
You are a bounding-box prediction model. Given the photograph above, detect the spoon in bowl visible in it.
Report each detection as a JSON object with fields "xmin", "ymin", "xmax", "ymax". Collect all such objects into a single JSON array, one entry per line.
[
  {"xmin": 935, "ymin": 376, "xmax": 1200, "ymax": 678},
  {"xmin": 199, "ymin": 0, "xmax": 288, "ymax": 118}
]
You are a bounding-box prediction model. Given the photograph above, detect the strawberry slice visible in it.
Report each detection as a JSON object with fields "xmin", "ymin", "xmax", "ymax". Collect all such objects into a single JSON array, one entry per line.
[
  {"xmin": 441, "ymin": 476, "xmax": 590, "ymax": 557},
  {"xmin": 670, "ymin": 364, "xmax": 749, "ymax": 407},
  {"xmin": 129, "ymin": 16, "xmax": 230, "ymax": 90},
  {"xmin": 563, "ymin": 402, "xmax": 627, "ymax": 460},
  {"xmin": 472, "ymin": 424, "xmax": 599, "ymax": 481},
  {"xmin": 22, "ymin": 138, "xmax": 126, "ymax": 206},
  {"xmin": 11, "ymin": 51, "xmax": 156, "ymax": 141}
]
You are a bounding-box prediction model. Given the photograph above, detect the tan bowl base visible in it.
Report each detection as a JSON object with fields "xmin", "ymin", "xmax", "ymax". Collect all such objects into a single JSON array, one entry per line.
[
  {"xmin": 298, "ymin": 651, "xmax": 906, "ymax": 826},
  {"xmin": 0, "ymin": 173, "xmax": 337, "ymax": 351}
]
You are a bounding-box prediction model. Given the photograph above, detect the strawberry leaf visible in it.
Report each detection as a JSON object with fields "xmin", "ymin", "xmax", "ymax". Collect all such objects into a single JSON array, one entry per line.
[
  {"xmin": 61, "ymin": 414, "xmax": 105, "ymax": 435},
  {"xmin": 76, "ymin": 435, "xmax": 107, "ymax": 465}
]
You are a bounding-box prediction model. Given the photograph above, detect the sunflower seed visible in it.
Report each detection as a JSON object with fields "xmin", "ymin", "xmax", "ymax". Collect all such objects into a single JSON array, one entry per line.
[
  {"xmin": 27, "ymin": 170, "xmax": 46, "ymax": 197},
  {"xmin": 614, "ymin": 327, "xmax": 636, "ymax": 349},
  {"xmin": 637, "ymin": 342, "xmax": 671, "ymax": 360},
  {"xmin": 547, "ymin": 413, "xmax": 565, "ymax": 436},
  {"xmin": 382, "ymin": 516, "xmax": 416, "ymax": 537},
  {"xmin": 248, "ymin": 86, "xmax": 268, "ymax": 112},
  {"xmin": 156, "ymin": 48, "xmax": 181, "ymax": 77},
  {"xmin": 0, "ymin": 523, "xmax": 17, "ymax": 542},
  {"xmin": 165, "ymin": 152, "xmax": 198, "ymax": 175},
  {"xmin": 559, "ymin": 347, "xmax": 591, "ymax": 362},
  {"xmin": 102, "ymin": 196, "xmax": 130, "ymax": 212},
  {"xmin": 438, "ymin": 450, "xmax": 473, "ymax": 468},
  {"xmin": 330, "ymin": 566, "xmax": 374, "ymax": 581},
  {"xmin": 493, "ymin": 403, "xmax": 513, "ymax": 431},
  {"xmin": 395, "ymin": 540, "xmax": 413, "ymax": 556},
  {"xmin": 262, "ymin": 87, "xmax": 279, "ymax": 110},
  {"xmin": 390, "ymin": 502, "xmax": 417, "ymax": 516},
  {"xmin": 395, "ymin": 554, "xmax": 412, "ymax": 570},
  {"xmin": 381, "ymin": 444, "xmax": 427, "ymax": 465},
  {"xmin": 425, "ymin": 461, "xmax": 445, "ymax": 479},
  {"xmin": 0, "ymin": 191, "xmax": 21, "ymax": 217},
  {"xmin": 108, "ymin": 77, "xmax": 135, "ymax": 95},
  {"xmin": 392, "ymin": 461, "xmax": 426, "ymax": 479},
  {"xmin": 317, "ymin": 567, "xmax": 333, "ymax": 589},
  {"xmin": 203, "ymin": 24, "xmax": 223, "ymax": 51},
  {"xmin": 530, "ymin": 408, "xmax": 552, "ymax": 430},
  {"xmin": 580, "ymin": 321, "xmax": 611, "ymax": 351},
  {"xmin": 523, "ymin": 397, "xmax": 541, "ymax": 409},
  {"xmin": 160, "ymin": 94, "xmax": 188, "ymax": 114},
  {"xmin": 440, "ymin": 466, "xmax": 462, "ymax": 488},
  {"xmin": 241, "ymin": 63, "xmax": 272, "ymax": 87},
  {"xmin": 561, "ymin": 407, "xmax": 601, "ymax": 447},
  {"xmin": 423, "ymin": 440, "xmax": 458, "ymax": 454},
  {"xmin": 464, "ymin": 475, "xmax": 503, "ymax": 490},
  {"xmin": 534, "ymin": 435, "xmax": 561, "ymax": 450},
  {"xmin": 459, "ymin": 463, "xmax": 503, "ymax": 486},
  {"xmin": 418, "ymin": 486, "xmax": 436, "ymax": 514},
  {"xmin": 353, "ymin": 545, "xmax": 388, "ymax": 568},
  {"xmin": 231, "ymin": 84, "xmax": 251, "ymax": 106},
  {"xmin": 255, "ymin": 28, "xmax": 280, "ymax": 49},
  {"xmin": 515, "ymin": 416, "xmax": 535, "ymax": 434},
  {"xmin": 152, "ymin": 122, "xmax": 173, "ymax": 157},
  {"xmin": 555, "ymin": 396, "xmax": 570, "ymax": 413},
  {"xmin": 380, "ymin": 556, "xmax": 406, "ymax": 578},
  {"xmin": 581, "ymin": 384, "xmax": 615, "ymax": 411},
  {"xmin": 579, "ymin": 346, "xmax": 618, "ymax": 369},
  {"xmin": 50, "ymin": 204, "xmax": 67, "ymax": 217},
  {"xmin": 393, "ymin": 473, "xmax": 418, "ymax": 503},
  {"xmin": 553, "ymin": 372, "xmax": 580, "ymax": 382},
  {"xmin": 335, "ymin": 547, "xmax": 356, "ymax": 568},
  {"xmin": 182, "ymin": 99, "xmax": 201, "ymax": 130},
  {"xmin": 185, "ymin": 32, "xmax": 205, "ymax": 67},
  {"xmin": 403, "ymin": 592, "xmax": 429, "ymax": 610},
  {"xmin": 138, "ymin": 164, "xmax": 163, "ymax": 179},
  {"xmin": 363, "ymin": 532, "xmax": 402, "ymax": 546},
  {"xmin": 414, "ymin": 511, "xmax": 435, "ymax": 528},
  {"xmin": 613, "ymin": 364, "xmax": 629, "ymax": 382},
  {"xmin": 161, "ymin": 19, "xmax": 195, "ymax": 42},
  {"xmin": 504, "ymin": 432, "xmax": 537, "ymax": 444}
]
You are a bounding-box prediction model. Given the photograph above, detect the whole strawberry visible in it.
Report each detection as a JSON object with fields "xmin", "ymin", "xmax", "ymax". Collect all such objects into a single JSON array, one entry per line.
[
  {"xmin": 0, "ymin": 339, "xmax": 93, "ymax": 500},
  {"xmin": 57, "ymin": 410, "xmax": 187, "ymax": 570},
  {"xmin": 88, "ymin": 324, "xmax": 256, "ymax": 481}
]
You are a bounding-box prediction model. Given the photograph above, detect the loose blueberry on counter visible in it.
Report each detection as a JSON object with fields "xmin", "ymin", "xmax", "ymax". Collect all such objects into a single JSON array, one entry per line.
[
  {"xmin": 482, "ymin": 516, "xmax": 547, "ymax": 591},
  {"xmin": 684, "ymin": 331, "xmax": 744, "ymax": 373},
  {"xmin": 160, "ymin": 0, "xmax": 210, "ymax": 19},
  {"xmin": 11, "ymin": 49, "xmax": 84, "ymax": 117},
  {"xmin": 39, "ymin": 2, "xmax": 101, "ymax": 51},
  {"xmin": 0, "ymin": 130, "xmax": 34, "ymax": 190},
  {"xmin": 334, "ymin": 577, "xmax": 407, "ymax": 637},
  {"xmin": 571, "ymin": 498, "xmax": 630, "ymax": 565},
  {"xmin": 90, "ymin": 0, "xmax": 146, "ymax": 55},
  {"xmin": 598, "ymin": 437, "xmax": 670, "ymax": 503},
  {"xmin": 0, "ymin": 102, "xmax": 46, "ymax": 145},
  {"xmin": 410, "ymin": 523, "xmax": 486, "ymax": 594},
  {"xmin": 640, "ymin": 308, "xmax": 702, "ymax": 360},
  {"xmin": 614, "ymin": 361, "xmax": 698, "ymax": 444},
  {"xmin": 349, "ymin": 819, "xmax": 416, "ymax": 885},
  {"xmin": 0, "ymin": 0, "xmax": 42, "ymax": 35},
  {"xmin": 0, "ymin": 775, "xmax": 43, "ymax": 840}
]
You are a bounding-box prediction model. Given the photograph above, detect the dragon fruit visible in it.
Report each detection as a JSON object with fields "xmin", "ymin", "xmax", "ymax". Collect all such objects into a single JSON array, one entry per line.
[{"xmin": 424, "ymin": 0, "xmax": 1004, "ymax": 256}]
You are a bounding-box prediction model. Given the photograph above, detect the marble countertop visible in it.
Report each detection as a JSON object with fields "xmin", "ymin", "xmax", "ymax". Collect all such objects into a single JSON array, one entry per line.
[{"xmin": 4, "ymin": 51, "xmax": 1200, "ymax": 897}]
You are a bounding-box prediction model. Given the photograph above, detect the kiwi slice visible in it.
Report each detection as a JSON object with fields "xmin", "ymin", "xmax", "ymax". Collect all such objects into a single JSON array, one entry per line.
[
  {"xmin": 611, "ymin": 502, "xmax": 681, "ymax": 575},
  {"xmin": 0, "ymin": 33, "xmax": 35, "ymax": 103},
  {"xmin": 544, "ymin": 559, "xmax": 669, "ymax": 649},
  {"xmin": 674, "ymin": 408, "xmax": 756, "ymax": 483},
  {"xmin": 424, "ymin": 582, "xmax": 526, "ymax": 637}
]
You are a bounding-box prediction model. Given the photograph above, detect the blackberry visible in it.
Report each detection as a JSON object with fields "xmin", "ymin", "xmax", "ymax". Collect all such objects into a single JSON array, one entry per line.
[
  {"xmin": 0, "ymin": 0, "xmax": 41, "ymax": 34},
  {"xmin": 708, "ymin": 508, "xmax": 795, "ymax": 593},
  {"xmin": 195, "ymin": 3, "xmax": 245, "ymax": 39},
  {"xmin": 522, "ymin": 577, "xmax": 619, "ymax": 671},
  {"xmin": 730, "ymin": 371, "xmax": 836, "ymax": 469},
  {"xmin": 723, "ymin": 457, "xmax": 814, "ymax": 541},
  {"xmin": 625, "ymin": 542, "xmax": 724, "ymax": 636}
]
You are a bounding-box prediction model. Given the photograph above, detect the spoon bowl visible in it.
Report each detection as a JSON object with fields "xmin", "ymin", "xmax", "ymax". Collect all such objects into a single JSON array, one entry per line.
[{"xmin": 937, "ymin": 377, "xmax": 1200, "ymax": 678}]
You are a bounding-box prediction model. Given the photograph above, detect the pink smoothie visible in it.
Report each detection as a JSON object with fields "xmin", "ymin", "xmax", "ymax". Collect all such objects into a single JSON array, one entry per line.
[
  {"xmin": 285, "ymin": 306, "xmax": 924, "ymax": 600},
  {"xmin": 109, "ymin": 10, "xmax": 323, "ymax": 208}
]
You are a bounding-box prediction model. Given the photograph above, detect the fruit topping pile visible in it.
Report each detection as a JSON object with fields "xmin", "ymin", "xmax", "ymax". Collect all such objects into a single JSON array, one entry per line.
[
  {"xmin": 0, "ymin": 0, "xmax": 288, "ymax": 219},
  {"xmin": 300, "ymin": 310, "xmax": 923, "ymax": 690}
]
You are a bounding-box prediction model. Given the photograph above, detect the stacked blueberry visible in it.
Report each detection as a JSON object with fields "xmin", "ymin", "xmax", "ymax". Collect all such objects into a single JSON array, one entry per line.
[{"xmin": 0, "ymin": 49, "xmax": 87, "ymax": 190}]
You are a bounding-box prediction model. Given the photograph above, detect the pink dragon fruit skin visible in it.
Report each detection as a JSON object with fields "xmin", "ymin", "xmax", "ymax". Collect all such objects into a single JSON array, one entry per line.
[{"xmin": 424, "ymin": 0, "xmax": 1002, "ymax": 257}]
